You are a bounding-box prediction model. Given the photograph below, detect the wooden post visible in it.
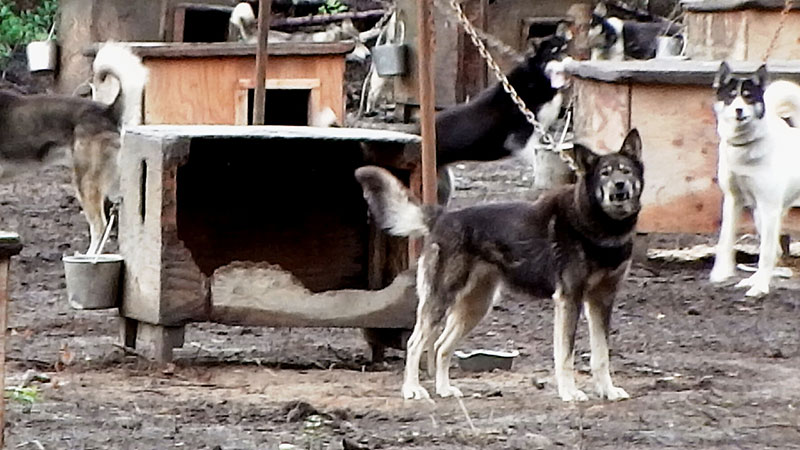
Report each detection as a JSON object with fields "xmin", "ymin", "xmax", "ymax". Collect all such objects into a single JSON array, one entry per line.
[
  {"xmin": 417, "ymin": 0, "xmax": 438, "ymax": 205},
  {"xmin": 0, "ymin": 232, "xmax": 22, "ymax": 448},
  {"xmin": 253, "ymin": 0, "xmax": 273, "ymax": 125}
]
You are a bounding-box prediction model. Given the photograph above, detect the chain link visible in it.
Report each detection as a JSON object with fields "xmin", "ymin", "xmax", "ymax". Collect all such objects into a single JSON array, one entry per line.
[
  {"xmin": 763, "ymin": 0, "xmax": 793, "ymax": 61},
  {"xmin": 437, "ymin": 0, "xmax": 578, "ymax": 172}
]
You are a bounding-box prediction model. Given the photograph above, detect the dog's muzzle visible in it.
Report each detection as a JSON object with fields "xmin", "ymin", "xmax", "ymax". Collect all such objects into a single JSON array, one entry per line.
[{"xmin": 609, "ymin": 181, "xmax": 632, "ymax": 203}]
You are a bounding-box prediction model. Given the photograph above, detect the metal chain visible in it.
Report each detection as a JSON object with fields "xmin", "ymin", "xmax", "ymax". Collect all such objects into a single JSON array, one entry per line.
[
  {"xmin": 763, "ymin": 0, "xmax": 793, "ymax": 61},
  {"xmin": 438, "ymin": 0, "xmax": 578, "ymax": 172}
]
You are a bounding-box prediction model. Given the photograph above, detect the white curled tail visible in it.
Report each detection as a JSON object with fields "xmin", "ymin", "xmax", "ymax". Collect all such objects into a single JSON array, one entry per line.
[
  {"xmin": 92, "ymin": 42, "xmax": 148, "ymax": 127},
  {"xmin": 354, "ymin": 166, "xmax": 429, "ymax": 238},
  {"xmin": 766, "ymin": 79, "xmax": 800, "ymax": 127}
]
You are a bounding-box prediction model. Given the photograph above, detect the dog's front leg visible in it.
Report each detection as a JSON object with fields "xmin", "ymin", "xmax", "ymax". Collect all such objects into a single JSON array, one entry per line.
[
  {"xmin": 737, "ymin": 205, "xmax": 781, "ymax": 296},
  {"xmin": 710, "ymin": 189, "xmax": 741, "ymax": 283},
  {"xmin": 553, "ymin": 287, "xmax": 587, "ymax": 402},
  {"xmin": 585, "ymin": 298, "xmax": 629, "ymax": 401}
]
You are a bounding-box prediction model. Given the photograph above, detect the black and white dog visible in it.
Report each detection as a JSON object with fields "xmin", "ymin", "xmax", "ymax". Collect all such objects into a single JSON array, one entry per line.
[
  {"xmin": 356, "ymin": 129, "xmax": 644, "ymax": 401},
  {"xmin": 435, "ymin": 32, "xmax": 571, "ymax": 203},
  {"xmin": 709, "ymin": 62, "xmax": 800, "ymax": 297},
  {"xmin": 588, "ymin": 2, "xmax": 682, "ymax": 61}
]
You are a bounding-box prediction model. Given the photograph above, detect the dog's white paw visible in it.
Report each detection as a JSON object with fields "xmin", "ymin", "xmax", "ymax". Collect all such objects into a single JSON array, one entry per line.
[
  {"xmin": 597, "ymin": 385, "xmax": 630, "ymax": 401},
  {"xmin": 744, "ymin": 284, "xmax": 769, "ymax": 297},
  {"xmin": 558, "ymin": 388, "xmax": 588, "ymax": 402},
  {"xmin": 709, "ymin": 264, "xmax": 735, "ymax": 283},
  {"xmin": 736, "ymin": 274, "xmax": 769, "ymax": 297},
  {"xmin": 436, "ymin": 384, "xmax": 463, "ymax": 398},
  {"xmin": 402, "ymin": 383, "xmax": 431, "ymax": 400}
]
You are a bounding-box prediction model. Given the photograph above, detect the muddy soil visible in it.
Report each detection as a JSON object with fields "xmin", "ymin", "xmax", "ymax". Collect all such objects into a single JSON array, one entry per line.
[{"xmin": 1, "ymin": 155, "xmax": 798, "ymax": 450}]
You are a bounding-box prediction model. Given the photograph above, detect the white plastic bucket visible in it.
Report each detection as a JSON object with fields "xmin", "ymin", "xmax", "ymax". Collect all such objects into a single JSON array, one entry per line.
[
  {"xmin": 26, "ymin": 40, "xmax": 58, "ymax": 72},
  {"xmin": 63, "ymin": 254, "xmax": 123, "ymax": 310},
  {"xmin": 655, "ymin": 36, "xmax": 683, "ymax": 59}
]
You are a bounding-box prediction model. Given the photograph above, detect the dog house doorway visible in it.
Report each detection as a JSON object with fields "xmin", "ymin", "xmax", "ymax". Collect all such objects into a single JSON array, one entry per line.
[{"xmin": 235, "ymin": 79, "xmax": 321, "ymax": 126}]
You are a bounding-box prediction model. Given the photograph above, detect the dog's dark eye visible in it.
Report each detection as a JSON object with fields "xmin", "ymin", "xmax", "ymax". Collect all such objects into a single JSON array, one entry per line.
[
  {"xmin": 600, "ymin": 167, "xmax": 611, "ymax": 176},
  {"xmin": 620, "ymin": 166, "xmax": 631, "ymax": 175}
]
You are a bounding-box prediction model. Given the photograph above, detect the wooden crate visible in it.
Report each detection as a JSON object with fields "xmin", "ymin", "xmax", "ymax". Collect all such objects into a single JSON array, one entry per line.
[
  {"xmin": 569, "ymin": 59, "xmax": 800, "ymax": 234},
  {"xmin": 117, "ymin": 125, "xmax": 422, "ymax": 361},
  {"xmin": 683, "ymin": 0, "xmax": 800, "ymax": 61},
  {"xmin": 120, "ymin": 42, "xmax": 353, "ymax": 126}
]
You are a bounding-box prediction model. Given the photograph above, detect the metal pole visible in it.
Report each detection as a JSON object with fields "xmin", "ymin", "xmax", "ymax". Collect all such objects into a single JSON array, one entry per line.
[
  {"xmin": 253, "ymin": 0, "xmax": 273, "ymax": 125},
  {"xmin": 417, "ymin": 0, "xmax": 438, "ymax": 205}
]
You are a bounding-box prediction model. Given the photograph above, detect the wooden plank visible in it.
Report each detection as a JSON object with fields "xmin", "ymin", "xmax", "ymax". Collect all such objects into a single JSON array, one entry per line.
[
  {"xmin": 417, "ymin": 0, "xmax": 438, "ymax": 206},
  {"xmin": 143, "ymin": 54, "xmax": 348, "ymax": 125},
  {"xmin": 0, "ymin": 231, "xmax": 21, "ymax": 449},
  {"xmin": 253, "ymin": 0, "xmax": 273, "ymax": 125},
  {"xmin": 746, "ymin": 10, "xmax": 800, "ymax": 60},
  {"xmin": 210, "ymin": 262, "xmax": 417, "ymax": 328},
  {"xmin": 134, "ymin": 322, "xmax": 186, "ymax": 363},
  {"xmin": 630, "ymin": 84, "xmax": 721, "ymax": 233},
  {"xmin": 572, "ymin": 78, "xmax": 630, "ymax": 154},
  {"xmin": 0, "ymin": 259, "xmax": 8, "ymax": 450},
  {"xmin": 395, "ymin": 0, "xmax": 459, "ymax": 108},
  {"xmin": 127, "ymin": 125, "xmax": 421, "ymax": 144},
  {"xmin": 173, "ymin": 6, "xmax": 187, "ymax": 43},
  {"xmin": 685, "ymin": 10, "xmax": 749, "ymax": 60},
  {"xmin": 118, "ymin": 133, "xmax": 207, "ymax": 325},
  {"xmin": 96, "ymin": 41, "xmax": 356, "ymax": 58},
  {"xmin": 456, "ymin": 0, "xmax": 488, "ymax": 102},
  {"xmin": 567, "ymin": 59, "xmax": 800, "ymax": 85}
]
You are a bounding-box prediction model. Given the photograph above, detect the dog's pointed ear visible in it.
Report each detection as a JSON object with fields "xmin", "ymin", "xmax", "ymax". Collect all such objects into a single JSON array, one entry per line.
[
  {"xmin": 574, "ymin": 143, "xmax": 599, "ymax": 173},
  {"xmin": 714, "ymin": 61, "xmax": 732, "ymax": 89},
  {"xmin": 619, "ymin": 129, "xmax": 642, "ymax": 161},
  {"xmin": 755, "ymin": 64, "xmax": 769, "ymax": 87},
  {"xmin": 594, "ymin": 1, "xmax": 608, "ymax": 17}
]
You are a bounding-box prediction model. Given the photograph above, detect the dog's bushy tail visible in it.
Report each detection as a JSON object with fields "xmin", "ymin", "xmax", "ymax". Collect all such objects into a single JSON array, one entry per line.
[
  {"xmin": 92, "ymin": 42, "xmax": 148, "ymax": 127},
  {"xmin": 355, "ymin": 166, "xmax": 439, "ymax": 238},
  {"xmin": 766, "ymin": 79, "xmax": 800, "ymax": 127}
]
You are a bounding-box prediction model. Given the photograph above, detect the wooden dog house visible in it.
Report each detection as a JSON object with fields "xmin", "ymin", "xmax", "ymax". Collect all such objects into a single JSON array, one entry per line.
[
  {"xmin": 113, "ymin": 42, "xmax": 354, "ymax": 126},
  {"xmin": 682, "ymin": 0, "xmax": 800, "ymax": 61},
  {"xmin": 117, "ymin": 126, "xmax": 423, "ymax": 361},
  {"xmin": 568, "ymin": 60, "xmax": 800, "ymax": 234},
  {"xmin": 566, "ymin": 0, "xmax": 800, "ymax": 234}
]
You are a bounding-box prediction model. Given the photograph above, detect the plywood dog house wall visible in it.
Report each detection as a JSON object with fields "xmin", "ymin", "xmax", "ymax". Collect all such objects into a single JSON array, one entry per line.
[
  {"xmin": 568, "ymin": 60, "xmax": 800, "ymax": 234},
  {"xmin": 121, "ymin": 42, "xmax": 353, "ymax": 126},
  {"xmin": 682, "ymin": 0, "xmax": 800, "ymax": 61},
  {"xmin": 118, "ymin": 126, "xmax": 422, "ymax": 361}
]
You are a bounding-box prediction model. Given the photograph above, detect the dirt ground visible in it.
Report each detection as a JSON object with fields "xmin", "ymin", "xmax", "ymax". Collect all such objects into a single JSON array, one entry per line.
[{"xmin": 0, "ymin": 155, "xmax": 798, "ymax": 450}]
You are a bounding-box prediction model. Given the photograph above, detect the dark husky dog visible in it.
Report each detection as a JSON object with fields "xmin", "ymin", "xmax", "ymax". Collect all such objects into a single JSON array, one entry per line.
[
  {"xmin": 363, "ymin": 32, "xmax": 570, "ymax": 359},
  {"xmin": 355, "ymin": 129, "xmax": 644, "ymax": 401},
  {"xmin": 0, "ymin": 43, "xmax": 146, "ymax": 254}
]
